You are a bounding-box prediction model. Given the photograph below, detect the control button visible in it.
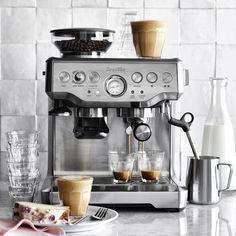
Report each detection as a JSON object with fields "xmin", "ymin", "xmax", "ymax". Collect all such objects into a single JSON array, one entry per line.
[
  {"xmin": 131, "ymin": 90, "xmax": 134, "ymax": 94},
  {"xmin": 89, "ymin": 72, "xmax": 100, "ymax": 83},
  {"xmin": 74, "ymin": 71, "xmax": 86, "ymax": 84},
  {"xmin": 131, "ymin": 72, "xmax": 143, "ymax": 83},
  {"xmin": 140, "ymin": 90, "xmax": 144, "ymax": 94},
  {"xmin": 59, "ymin": 71, "xmax": 70, "ymax": 83},
  {"xmin": 95, "ymin": 90, "xmax": 100, "ymax": 95},
  {"xmin": 162, "ymin": 72, "xmax": 173, "ymax": 84},
  {"xmin": 146, "ymin": 72, "xmax": 158, "ymax": 83}
]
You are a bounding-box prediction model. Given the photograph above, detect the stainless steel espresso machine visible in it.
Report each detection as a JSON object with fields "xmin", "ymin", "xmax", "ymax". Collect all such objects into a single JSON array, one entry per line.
[{"xmin": 41, "ymin": 56, "xmax": 189, "ymax": 211}]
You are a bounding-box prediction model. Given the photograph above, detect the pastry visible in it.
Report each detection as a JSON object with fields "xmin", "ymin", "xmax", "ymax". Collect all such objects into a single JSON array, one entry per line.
[{"xmin": 13, "ymin": 202, "xmax": 70, "ymax": 224}]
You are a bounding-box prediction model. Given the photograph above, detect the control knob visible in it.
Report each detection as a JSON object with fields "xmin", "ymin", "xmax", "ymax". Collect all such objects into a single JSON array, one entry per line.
[
  {"xmin": 74, "ymin": 71, "xmax": 86, "ymax": 84},
  {"xmin": 131, "ymin": 118, "xmax": 152, "ymax": 142}
]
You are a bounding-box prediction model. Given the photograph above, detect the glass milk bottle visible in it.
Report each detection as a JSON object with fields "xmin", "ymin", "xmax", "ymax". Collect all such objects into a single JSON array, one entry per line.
[{"xmin": 201, "ymin": 77, "xmax": 236, "ymax": 190}]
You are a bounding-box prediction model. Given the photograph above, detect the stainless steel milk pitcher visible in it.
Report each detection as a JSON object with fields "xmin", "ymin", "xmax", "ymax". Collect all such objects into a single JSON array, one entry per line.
[{"xmin": 188, "ymin": 156, "xmax": 232, "ymax": 204}]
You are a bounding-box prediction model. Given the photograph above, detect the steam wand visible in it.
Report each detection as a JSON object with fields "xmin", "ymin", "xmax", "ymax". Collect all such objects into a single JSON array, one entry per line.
[{"xmin": 165, "ymin": 104, "xmax": 200, "ymax": 160}]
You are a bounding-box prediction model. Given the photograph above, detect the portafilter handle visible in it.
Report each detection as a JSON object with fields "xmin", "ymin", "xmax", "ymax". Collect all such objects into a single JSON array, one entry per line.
[{"xmin": 131, "ymin": 118, "xmax": 152, "ymax": 142}]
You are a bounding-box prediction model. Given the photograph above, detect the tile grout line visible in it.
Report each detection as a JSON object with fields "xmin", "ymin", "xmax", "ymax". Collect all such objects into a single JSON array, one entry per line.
[
  {"xmin": 35, "ymin": 5, "xmax": 38, "ymax": 131},
  {"xmin": 178, "ymin": 2, "xmax": 182, "ymax": 58},
  {"xmin": 214, "ymin": 0, "xmax": 217, "ymax": 78}
]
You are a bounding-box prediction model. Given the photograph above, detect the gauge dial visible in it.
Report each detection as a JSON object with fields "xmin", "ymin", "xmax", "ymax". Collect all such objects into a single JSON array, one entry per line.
[{"xmin": 105, "ymin": 75, "xmax": 126, "ymax": 97}]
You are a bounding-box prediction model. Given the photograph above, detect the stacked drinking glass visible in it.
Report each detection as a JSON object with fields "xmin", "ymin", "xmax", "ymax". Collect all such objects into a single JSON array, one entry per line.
[{"xmin": 6, "ymin": 130, "xmax": 40, "ymax": 203}]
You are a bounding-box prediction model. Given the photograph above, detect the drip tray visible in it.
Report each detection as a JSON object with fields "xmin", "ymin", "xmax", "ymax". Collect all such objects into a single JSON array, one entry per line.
[
  {"xmin": 41, "ymin": 176, "xmax": 188, "ymax": 210},
  {"xmin": 92, "ymin": 176, "xmax": 178, "ymax": 192}
]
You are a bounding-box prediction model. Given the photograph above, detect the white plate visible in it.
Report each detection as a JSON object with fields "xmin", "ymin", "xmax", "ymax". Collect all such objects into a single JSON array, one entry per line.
[{"xmin": 34, "ymin": 205, "xmax": 118, "ymax": 233}]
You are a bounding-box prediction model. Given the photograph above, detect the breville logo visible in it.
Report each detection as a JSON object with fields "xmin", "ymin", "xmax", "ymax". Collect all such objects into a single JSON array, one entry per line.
[{"xmin": 106, "ymin": 67, "xmax": 125, "ymax": 72}]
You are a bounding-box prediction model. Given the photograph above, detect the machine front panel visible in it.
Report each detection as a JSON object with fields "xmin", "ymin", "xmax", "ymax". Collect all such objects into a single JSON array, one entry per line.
[{"xmin": 47, "ymin": 58, "xmax": 183, "ymax": 106}]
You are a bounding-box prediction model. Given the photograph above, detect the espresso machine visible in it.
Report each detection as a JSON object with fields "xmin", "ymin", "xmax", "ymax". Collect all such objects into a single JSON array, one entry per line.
[
  {"xmin": 41, "ymin": 55, "xmax": 189, "ymax": 211},
  {"xmin": 40, "ymin": 27, "xmax": 190, "ymax": 211}
]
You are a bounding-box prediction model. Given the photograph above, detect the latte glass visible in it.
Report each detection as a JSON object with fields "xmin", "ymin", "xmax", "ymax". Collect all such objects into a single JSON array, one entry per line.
[
  {"xmin": 57, "ymin": 176, "xmax": 93, "ymax": 216},
  {"xmin": 131, "ymin": 20, "xmax": 167, "ymax": 58}
]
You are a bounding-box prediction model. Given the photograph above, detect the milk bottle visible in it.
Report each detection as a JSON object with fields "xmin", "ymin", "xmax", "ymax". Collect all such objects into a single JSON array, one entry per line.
[{"xmin": 201, "ymin": 77, "xmax": 236, "ymax": 190}]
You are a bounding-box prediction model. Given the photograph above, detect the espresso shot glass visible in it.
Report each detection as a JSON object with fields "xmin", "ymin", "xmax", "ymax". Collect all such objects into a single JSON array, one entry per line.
[
  {"xmin": 109, "ymin": 151, "xmax": 135, "ymax": 184},
  {"xmin": 138, "ymin": 150, "xmax": 164, "ymax": 183}
]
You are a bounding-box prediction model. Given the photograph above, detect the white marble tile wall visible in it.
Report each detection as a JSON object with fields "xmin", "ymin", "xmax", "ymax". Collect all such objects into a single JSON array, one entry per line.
[{"xmin": 0, "ymin": 0, "xmax": 236, "ymax": 177}]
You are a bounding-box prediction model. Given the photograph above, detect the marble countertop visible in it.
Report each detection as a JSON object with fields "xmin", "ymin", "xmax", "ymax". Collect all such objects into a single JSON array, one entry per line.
[{"xmin": 1, "ymin": 181, "xmax": 236, "ymax": 236}]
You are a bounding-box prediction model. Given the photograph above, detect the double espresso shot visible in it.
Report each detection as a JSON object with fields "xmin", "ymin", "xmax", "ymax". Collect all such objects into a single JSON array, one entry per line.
[{"xmin": 109, "ymin": 151, "xmax": 164, "ymax": 184}]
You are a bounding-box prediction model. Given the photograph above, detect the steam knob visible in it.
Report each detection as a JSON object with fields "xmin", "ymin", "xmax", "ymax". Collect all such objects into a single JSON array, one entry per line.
[
  {"xmin": 131, "ymin": 118, "xmax": 152, "ymax": 142},
  {"xmin": 74, "ymin": 71, "xmax": 86, "ymax": 83}
]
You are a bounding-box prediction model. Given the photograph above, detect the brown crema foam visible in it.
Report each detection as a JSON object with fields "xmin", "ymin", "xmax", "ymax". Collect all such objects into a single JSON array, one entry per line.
[
  {"xmin": 141, "ymin": 170, "xmax": 161, "ymax": 180},
  {"xmin": 113, "ymin": 171, "xmax": 131, "ymax": 181}
]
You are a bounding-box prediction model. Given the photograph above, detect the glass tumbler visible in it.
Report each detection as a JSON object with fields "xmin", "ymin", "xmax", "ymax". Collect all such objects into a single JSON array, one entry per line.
[
  {"xmin": 7, "ymin": 130, "xmax": 39, "ymax": 148},
  {"xmin": 138, "ymin": 150, "xmax": 165, "ymax": 183},
  {"xmin": 109, "ymin": 151, "xmax": 136, "ymax": 184},
  {"xmin": 6, "ymin": 130, "xmax": 40, "ymax": 203}
]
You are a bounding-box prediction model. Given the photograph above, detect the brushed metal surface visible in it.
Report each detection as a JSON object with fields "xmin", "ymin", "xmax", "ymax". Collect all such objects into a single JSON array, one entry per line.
[
  {"xmin": 46, "ymin": 58, "xmax": 184, "ymax": 107},
  {"xmin": 42, "ymin": 177, "xmax": 188, "ymax": 209},
  {"xmin": 51, "ymin": 108, "xmax": 170, "ymax": 175},
  {"xmin": 188, "ymin": 156, "xmax": 233, "ymax": 205},
  {"xmin": 43, "ymin": 58, "xmax": 188, "ymax": 209}
]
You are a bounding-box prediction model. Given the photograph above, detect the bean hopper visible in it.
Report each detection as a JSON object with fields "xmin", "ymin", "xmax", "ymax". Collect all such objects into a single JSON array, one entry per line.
[{"xmin": 42, "ymin": 28, "xmax": 189, "ymax": 211}]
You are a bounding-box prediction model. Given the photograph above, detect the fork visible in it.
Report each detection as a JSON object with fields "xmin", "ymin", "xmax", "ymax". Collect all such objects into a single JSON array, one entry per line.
[
  {"xmin": 71, "ymin": 207, "xmax": 108, "ymax": 225},
  {"xmin": 91, "ymin": 207, "xmax": 108, "ymax": 220}
]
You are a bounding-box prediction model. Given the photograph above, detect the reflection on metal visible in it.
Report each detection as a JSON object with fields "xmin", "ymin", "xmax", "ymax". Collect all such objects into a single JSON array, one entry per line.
[
  {"xmin": 49, "ymin": 100, "xmax": 72, "ymax": 116},
  {"xmin": 76, "ymin": 108, "xmax": 108, "ymax": 118},
  {"xmin": 131, "ymin": 118, "xmax": 151, "ymax": 142},
  {"xmin": 41, "ymin": 176, "xmax": 188, "ymax": 210},
  {"xmin": 117, "ymin": 108, "xmax": 155, "ymax": 118}
]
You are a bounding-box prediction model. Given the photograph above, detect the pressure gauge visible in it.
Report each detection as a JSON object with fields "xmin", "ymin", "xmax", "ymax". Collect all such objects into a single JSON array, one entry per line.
[{"xmin": 105, "ymin": 75, "xmax": 126, "ymax": 97}]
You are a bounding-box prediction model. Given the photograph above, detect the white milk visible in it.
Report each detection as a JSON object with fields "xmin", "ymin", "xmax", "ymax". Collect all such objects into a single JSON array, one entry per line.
[{"xmin": 202, "ymin": 124, "xmax": 236, "ymax": 190}]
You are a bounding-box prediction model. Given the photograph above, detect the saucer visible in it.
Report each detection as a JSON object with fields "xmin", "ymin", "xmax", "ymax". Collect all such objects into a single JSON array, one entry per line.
[{"xmin": 34, "ymin": 205, "xmax": 118, "ymax": 233}]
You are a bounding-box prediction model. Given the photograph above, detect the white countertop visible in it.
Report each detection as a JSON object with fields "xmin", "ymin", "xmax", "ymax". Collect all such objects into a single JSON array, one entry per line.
[{"xmin": 1, "ymin": 181, "xmax": 236, "ymax": 236}]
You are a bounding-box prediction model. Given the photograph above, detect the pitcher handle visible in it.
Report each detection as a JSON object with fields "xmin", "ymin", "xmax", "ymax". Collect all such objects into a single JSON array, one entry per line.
[{"xmin": 217, "ymin": 163, "xmax": 233, "ymax": 191}]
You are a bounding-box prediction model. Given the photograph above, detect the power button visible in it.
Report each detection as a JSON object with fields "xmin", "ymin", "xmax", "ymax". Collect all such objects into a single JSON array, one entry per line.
[{"xmin": 59, "ymin": 71, "xmax": 70, "ymax": 83}]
